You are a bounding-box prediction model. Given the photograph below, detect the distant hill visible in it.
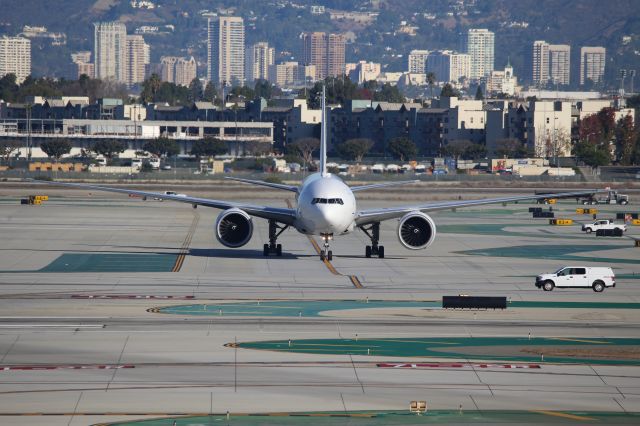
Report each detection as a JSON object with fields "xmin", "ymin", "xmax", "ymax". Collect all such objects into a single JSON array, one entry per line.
[{"xmin": 1, "ymin": 0, "xmax": 639, "ymax": 88}]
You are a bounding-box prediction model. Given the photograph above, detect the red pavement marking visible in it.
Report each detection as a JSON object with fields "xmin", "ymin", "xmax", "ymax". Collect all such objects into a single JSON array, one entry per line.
[
  {"xmin": 376, "ymin": 363, "xmax": 541, "ymax": 369},
  {"xmin": 2, "ymin": 365, "xmax": 134, "ymax": 371},
  {"xmin": 71, "ymin": 295, "xmax": 195, "ymax": 299}
]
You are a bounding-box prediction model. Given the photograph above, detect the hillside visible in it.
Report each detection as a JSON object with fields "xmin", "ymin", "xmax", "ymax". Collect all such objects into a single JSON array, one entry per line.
[{"xmin": 1, "ymin": 0, "xmax": 639, "ymax": 87}]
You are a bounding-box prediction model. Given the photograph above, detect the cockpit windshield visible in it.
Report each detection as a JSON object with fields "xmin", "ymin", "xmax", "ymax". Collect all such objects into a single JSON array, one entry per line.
[{"xmin": 312, "ymin": 198, "xmax": 344, "ymax": 205}]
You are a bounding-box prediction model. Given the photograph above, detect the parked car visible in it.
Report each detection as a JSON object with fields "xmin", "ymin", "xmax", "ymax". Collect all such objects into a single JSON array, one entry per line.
[
  {"xmin": 581, "ymin": 219, "xmax": 626, "ymax": 234},
  {"xmin": 535, "ymin": 266, "xmax": 616, "ymax": 292}
]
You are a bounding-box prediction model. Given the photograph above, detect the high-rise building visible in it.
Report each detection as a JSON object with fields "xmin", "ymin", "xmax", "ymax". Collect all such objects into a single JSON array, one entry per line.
[
  {"xmin": 408, "ymin": 50, "xmax": 429, "ymax": 74},
  {"xmin": 327, "ymin": 33, "xmax": 346, "ymax": 78},
  {"xmin": 94, "ymin": 22, "xmax": 128, "ymax": 82},
  {"xmin": 426, "ymin": 50, "xmax": 470, "ymax": 84},
  {"xmin": 580, "ymin": 46, "xmax": 606, "ymax": 85},
  {"xmin": 126, "ymin": 35, "xmax": 149, "ymax": 87},
  {"xmin": 71, "ymin": 51, "xmax": 94, "ymax": 79},
  {"xmin": 465, "ymin": 29, "xmax": 494, "ymax": 79},
  {"xmin": 160, "ymin": 56, "xmax": 197, "ymax": 86},
  {"xmin": 245, "ymin": 42, "xmax": 274, "ymax": 82},
  {"xmin": 532, "ymin": 40, "xmax": 550, "ymax": 86},
  {"xmin": 174, "ymin": 57, "xmax": 197, "ymax": 87},
  {"xmin": 0, "ymin": 36, "xmax": 31, "ymax": 84},
  {"xmin": 548, "ymin": 44, "xmax": 570, "ymax": 86},
  {"xmin": 301, "ymin": 32, "xmax": 345, "ymax": 80},
  {"xmin": 207, "ymin": 16, "xmax": 245, "ymax": 86},
  {"xmin": 160, "ymin": 56, "xmax": 178, "ymax": 82}
]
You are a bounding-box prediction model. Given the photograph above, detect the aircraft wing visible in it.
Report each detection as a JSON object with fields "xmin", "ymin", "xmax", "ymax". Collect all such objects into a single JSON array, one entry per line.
[
  {"xmin": 350, "ymin": 180, "xmax": 419, "ymax": 192},
  {"xmin": 224, "ymin": 176, "xmax": 298, "ymax": 193},
  {"xmin": 355, "ymin": 189, "xmax": 604, "ymax": 226},
  {"xmin": 30, "ymin": 180, "xmax": 298, "ymax": 225}
]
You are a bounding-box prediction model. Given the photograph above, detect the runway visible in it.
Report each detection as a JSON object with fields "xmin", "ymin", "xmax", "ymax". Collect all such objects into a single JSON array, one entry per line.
[{"xmin": 0, "ymin": 183, "xmax": 639, "ymax": 425}]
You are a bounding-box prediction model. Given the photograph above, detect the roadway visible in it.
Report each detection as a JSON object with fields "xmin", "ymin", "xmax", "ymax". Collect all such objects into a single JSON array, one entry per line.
[{"xmin": 0, "ymin": 183, "xmax": 639, "ymax": 425}]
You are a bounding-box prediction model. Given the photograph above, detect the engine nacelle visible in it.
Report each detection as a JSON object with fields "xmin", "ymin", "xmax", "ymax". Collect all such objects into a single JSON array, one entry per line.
[
  {"xmin": 397, "ymin": 211, "xmax": 436, "ymax": 250},
  {"xmin": 215, "ymin": 208, "xmax": 253, "ymax": 248}
]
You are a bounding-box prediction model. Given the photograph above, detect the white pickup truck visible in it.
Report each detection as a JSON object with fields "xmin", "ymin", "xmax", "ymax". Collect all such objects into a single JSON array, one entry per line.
[{"xmin": 581, "ymin": 219, "xmax": 626, "ymax": 234}]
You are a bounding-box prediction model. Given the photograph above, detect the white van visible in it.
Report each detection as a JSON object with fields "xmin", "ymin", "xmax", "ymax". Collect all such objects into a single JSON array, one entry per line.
[{"xmin": 535, "ymin": 266, "xmax": 615, "ymax": 292}]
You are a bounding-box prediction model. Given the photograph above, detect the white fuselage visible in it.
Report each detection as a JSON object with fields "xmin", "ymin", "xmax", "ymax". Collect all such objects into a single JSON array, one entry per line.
[{"xmin": 294, "ymin": 173, "xmax": 356, "ymax": 235}]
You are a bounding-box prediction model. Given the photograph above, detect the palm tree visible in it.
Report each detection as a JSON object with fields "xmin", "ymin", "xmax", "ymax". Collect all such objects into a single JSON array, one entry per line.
[{"xmin": 426, "ymin": 72, "xmax": 436, "ymax": 99}]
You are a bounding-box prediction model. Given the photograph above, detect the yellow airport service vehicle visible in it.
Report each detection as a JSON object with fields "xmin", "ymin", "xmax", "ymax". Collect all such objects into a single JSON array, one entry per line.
[{"xmin": 549, "ymin": 218, "xmax": 573, "ymax": 225}]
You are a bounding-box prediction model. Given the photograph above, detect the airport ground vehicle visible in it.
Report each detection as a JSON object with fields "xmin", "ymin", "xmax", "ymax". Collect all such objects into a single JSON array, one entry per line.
[
  {"xmin": 581, "ymin": 219, "xmax": 626, "ymax": 233},
  {"xmin": 581, "ymin": 190, "xmax": 629, "ymax": 205},
  {"xmin": 536, "ymin": 267, "xmax": 615, "ymax": 292}
]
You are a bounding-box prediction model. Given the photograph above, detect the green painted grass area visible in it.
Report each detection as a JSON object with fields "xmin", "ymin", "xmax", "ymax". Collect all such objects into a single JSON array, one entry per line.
[
  {"xmin": 99, "ymin": 410, "xmax": 640, "ymax": 425},
  {"xmin": 455, "ymin": 244, "xmax": 640, "ymax": 265},
  {"xmin": 237, "ymin": 337, "xmax": 640, "ymax": 365},
  {"xmin": 157, "ymin": 300, "xmax": 640, "ymax": 318},
  {"xmin": 159, "ymin": 300, "xmax": 439, "ymax": 317},
  {"xmin": 438, "ymin": 223, "xmax": 589, "ymax": 239},
  {"xmin": 39, "ymin": 253, "xmax": 177, "ymax": 272}
]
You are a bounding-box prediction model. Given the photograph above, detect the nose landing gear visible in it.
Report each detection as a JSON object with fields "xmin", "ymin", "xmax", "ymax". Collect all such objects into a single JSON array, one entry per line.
[
  {"xmin": 263, "ymin": 220, "xmax": 288, "ymax": 257},
  {"xmin": 320, "ymin": 233, "xmax": 333, "ymax": 261},
  {"xmin": 359, "ymin": 222, "xmax": 384, "ymax": 258}
]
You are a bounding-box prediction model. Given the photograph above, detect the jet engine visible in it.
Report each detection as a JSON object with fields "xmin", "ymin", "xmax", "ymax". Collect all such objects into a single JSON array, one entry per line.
[
  {"xmin": 215, "ymin": 208, "xmax": 253, "ymax": 248},
  {"xmin": 397, "ymin": 211, "xmax": 436, "ymax": 250}
]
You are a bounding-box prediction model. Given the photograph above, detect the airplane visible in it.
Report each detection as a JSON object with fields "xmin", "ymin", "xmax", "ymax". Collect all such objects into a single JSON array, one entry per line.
[{"xmin": 33, "ymin": 87, "xmax": 602, "ymax": 261}]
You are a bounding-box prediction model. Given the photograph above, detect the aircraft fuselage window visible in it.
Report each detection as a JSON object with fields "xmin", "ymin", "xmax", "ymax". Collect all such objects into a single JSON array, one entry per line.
[{"xmin": 311, "ymin": 198, "xmax": 344, "ymax": 205}]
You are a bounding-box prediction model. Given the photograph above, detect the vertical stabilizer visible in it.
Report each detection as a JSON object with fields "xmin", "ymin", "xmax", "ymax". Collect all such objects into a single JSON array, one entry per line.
[{"xmin": 320, "ymin": 85, "xmax": 328, "ymax": 176}]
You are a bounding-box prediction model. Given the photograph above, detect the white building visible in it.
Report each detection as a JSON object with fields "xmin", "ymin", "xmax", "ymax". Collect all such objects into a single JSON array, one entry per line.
[
  {"xmin": 0, "ymin": 36, "xmax": 31, "ymax": 84},
  {"xmin": 94, "ymin": 22, "xmax": 128, "ymax": 82},
  {"xmin": 465, "ymin": 29, "xmax": 494, "ymax": 80},
  {"xmin": 426, "ymin": 50, "xmax": 470, "ymax": 85},
  {"xmin": 432, "ymin": 96, "xmax": 486, "ymax": 145},
  {"xmin": 532, "ymin": 40, "xmax": 550, "ymax": 86},
  {"xmin": 207, "ymin": 16, "xmax": 245, "ymax": 85},
  {"xmin": 580, "ymin": 46, "xmax": 606, "ymax": 86},
  {"xmin": 408, "ymin": 50, "xmax": 429, "ymax": 74},
  {"xmin": 486, "ymin": 61, "xmax": 517, "ymax": 95},
  {"xmin": 126, "ymin": 34, "xmax": 149, "ymax": 87},
  {"xmin": 174, "ymin": 57, "xmax": 197, "ymax": 87},
  {"xmin": 268, "ymin": 62, "xmax": 316, "ymax": 87},
  {"xmin": 549, "ymin": 44, "xmax": 570, "ymax": 86},
  {"xmin": 245, "ymin": 42, "xmax": 275, "ymax": 82},
  {"xmin": 346, "ymin": 61, "xmax": 381, "ymax": 84},
  {"xmin": 528, "ymin": 101, "xmax": 572, "ymax": 157}
]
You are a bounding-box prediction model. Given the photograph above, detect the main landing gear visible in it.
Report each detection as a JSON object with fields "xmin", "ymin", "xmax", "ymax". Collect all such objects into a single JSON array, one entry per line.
[
  {"xmin": 263, "ymin": 220, "xmax": 288, "ymax": 257},
  {"xmin": 359, "ymin": 222, "xmax": 384, "ymax": 258},
  {"xmin": 320, "ymin": 233, "xmax": 333, "ymax": 261}
]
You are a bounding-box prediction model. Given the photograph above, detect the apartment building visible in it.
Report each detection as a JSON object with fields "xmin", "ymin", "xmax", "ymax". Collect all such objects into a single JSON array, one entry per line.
[
  {"xmin": 207, "ymin": 16, "xmax": 245, "ymax": 85},
  {"xmin": 94, "ymin": 22, "xmax": 128, "ymax": 82},
  {"xmin": 245, "ymin": 42, "xmax": 275, "ymax": 82},
  {"xmin": 0, "ymin": 36, "xmax": 31, "ymax": 84},
  {"xmin": 580, "ymin": 46, "xmax": 606, "ymax": 85}
]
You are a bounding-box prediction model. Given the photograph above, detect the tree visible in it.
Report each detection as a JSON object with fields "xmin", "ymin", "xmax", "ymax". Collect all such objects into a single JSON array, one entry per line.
[
  {"xmin": 373, "ymin": 83, "xmax": 405, "ymax": 103},
  {"xmin": 91, "ymin": 140, "xmax": 126, "ymax": 164},
  {"xmin": 615, "ymin": 115, "xmax": 636, "ymax": 165},
  {"xmin": 495, "ymin": 138, "xmax": 521, "ymax": 158},
  {"xmin": 140, "ymin": 74, "xmax": 162, "ymax": 103},
  {"xmin": 336, "ymin": 138, "xmax": 373, "ymax": 162},
  {"xmin": 573, "ymin": 109, "xmax": 615, "ymax": 168},
  {"xmin": 475, "ymin": 86, "xmax": 484, "ymax": 100},
  {"xmin": 190, "ymin": 137, "xmax": 228, "ymax": 159},
  {"xmin": 0, "ymin": 140, "xmax": 21, "ymax": 164},
  {"xmin": 254, "ymin": 79, "xmax": 273, "ymax": 100},
  {"xmin": 442, "ymin": 139, "xmax": 472, "ymax": 160},
  {"xmin": 426, "ymin": 72, "xmax": 436, "ymax": 98},
  {"xmin": 388, "ymin": 137, "xmax": 417, "ymax": 161},
  {"xmin": 244, "ymin": 140, "xmax": 272, "ymax": 157},
  {"xmin": 203, "ymin": 82, "xmax": 216, "ymax": 103},
  {"xmin": 440, "ymin": 83, "xmax": 460, "ymax": 98},
  {"xmin": 308, "ymin": 76, "xmax": 361, "ymax": 108},
  {"xmin": 40, "ymin": 139, "xmax": 71, "ymax": 161},
  {"xmin": 290, "ymin": 137, "xmax": 320, "ymax": 165},
  {"xmin": 188, "ymin": 78, "xmax": 203, "ymax": 103},
  {"xmin": 143, "ymin": 137, "xmax": 180, "ymax": 158}
]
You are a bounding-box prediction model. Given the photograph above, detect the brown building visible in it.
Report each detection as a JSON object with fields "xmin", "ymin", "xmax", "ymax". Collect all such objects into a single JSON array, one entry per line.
[{"xmin": 301, "ymin": 32, "xmax": 345, "ymax": 80}]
